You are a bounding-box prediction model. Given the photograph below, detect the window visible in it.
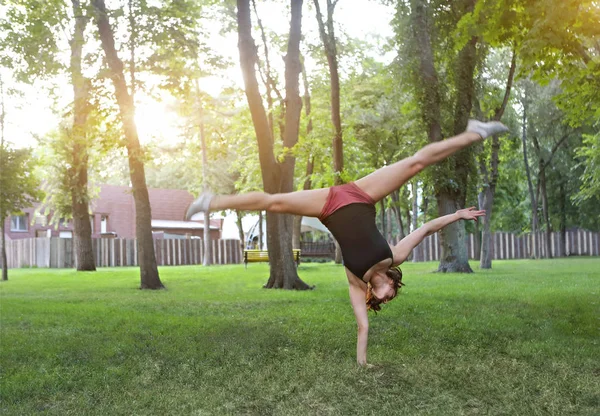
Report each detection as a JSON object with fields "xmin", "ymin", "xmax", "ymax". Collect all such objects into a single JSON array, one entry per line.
[
  {"xmin": 100, "ymin": 215, "xmax": 108, "ymax": 233},
  {"xmin": 90, "ymin": 215, "xmax": 95, "ymax": 233},
  {"xmin": 59, "ymin": 231, "xmax": 72, "ymax": 239},
  {"xmin": 10, "ymin": 215, "xmax": 28, "ymax": 232}
]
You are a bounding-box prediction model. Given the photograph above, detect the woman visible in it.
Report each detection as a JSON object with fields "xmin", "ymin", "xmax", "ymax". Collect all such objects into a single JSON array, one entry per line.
[{"xmin": 186, "ymin": 119, "xmax": 509, "ymax": 365}]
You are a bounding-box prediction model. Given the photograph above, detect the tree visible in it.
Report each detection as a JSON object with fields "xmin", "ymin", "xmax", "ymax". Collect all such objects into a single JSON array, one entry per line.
[
  {"xmin": 92, "ymin": 0, "xmax": 163, "ymax": 289},
  {"xmin": 69, "ymin": 0, "xmax": 95, "ymax": 271},
  {"xmin": 1, "ymin": 0, "xmax": 96, "ymax": 271},
  {"xmin": 237, "ymin": 0, "xmax": 311, "ymax": 289},
  {"xmin": 477, "ymin": 49, "xmax": 516, "ymax": 268},
  {"xmin": 403, "ymin": 0, "xmax": 480, "ymax": 272},
  {"xmin": 0, "ymin": 75, "xmax": 43, "ymax": 280}
]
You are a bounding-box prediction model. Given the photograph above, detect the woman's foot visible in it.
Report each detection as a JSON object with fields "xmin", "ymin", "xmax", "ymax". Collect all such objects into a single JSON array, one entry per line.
[
  {"xmin": 185, "ymin": 191, "xmax": 214, "ymax": 220},
  {"xmin": 467, "ymin": 119, "xmax": 509, "ymax": 139}
]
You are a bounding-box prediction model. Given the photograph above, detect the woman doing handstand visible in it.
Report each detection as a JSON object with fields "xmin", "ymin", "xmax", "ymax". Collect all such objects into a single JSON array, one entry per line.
[{"xmin": 186, "ymin": 120, "xmax": 509, "ymax": 365}]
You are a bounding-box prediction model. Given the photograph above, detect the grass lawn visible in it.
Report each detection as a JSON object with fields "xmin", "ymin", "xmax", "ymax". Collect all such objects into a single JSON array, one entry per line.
[{"xmin": 1, "ymin": 258, "xmax": 598, "ymax": 415}]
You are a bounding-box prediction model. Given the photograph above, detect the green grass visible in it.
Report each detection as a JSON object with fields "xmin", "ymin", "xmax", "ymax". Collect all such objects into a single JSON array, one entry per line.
[{"xmin": 1, "ymin": 259, "xmax": 598, "ymax": 415}]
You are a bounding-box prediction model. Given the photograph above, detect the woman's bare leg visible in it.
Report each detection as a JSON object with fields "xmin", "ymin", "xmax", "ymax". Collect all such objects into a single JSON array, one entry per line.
[
  {"xmin": 208, "ymin": 188, "xmax": 330, "ymax": 218},
  {"xmin": 356, "ymin": 130, "xmax": 485, "ymax": 202}
]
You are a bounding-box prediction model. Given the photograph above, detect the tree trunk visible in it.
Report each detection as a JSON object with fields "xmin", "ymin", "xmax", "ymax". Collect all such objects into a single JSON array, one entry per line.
[
  {"xmin": 386, "ymin": 207, "xmax": 392, "ymax": 242},
  {"xmin": 194, "ymin": 80, "xmax": 212, "ymax": 266},
  {"xmin": 411, "ymin": 0, "xmax": 477, "ymax": 272},
  {"xmin": 390, "ymin": 191, "xmax": 404, "ymax": 241},
  {"xmin": 293, "ymin": 67, "xmax": 314, "ymax": 251},
  {"xmin": 292, "ymin": 215, "xmax": 301, "ymax": 250},
  {"xmin": 436, "ymin": 192, "xmax": 471, "ymax": 272},
  {"xmin": 379, "ymin": 199, "xmax": 386, "ymax": 240},
  {"xmin": 70, "ymin": 0, "xmax": 95, "ymax": 271},
  {"xmin": 258, "ymin": 210, "xmax": 263, "ymax": 249},
  {"xmin": 235, "ymin": 210, "xmax": 245, "ymax": 252},
  {"xmin": 559, "ymin": 182, "xmax": 566, "ymax": 257},
  {"xmin": 1, "ymin": 220, "xmax": 7, "ymax": 281},
  {"xmin": 479, "ymin": 49, "xmax": 516, "ymax": 269},
  {"xmin": 479, "ymin": 186, "xmax": 494, "ymax": 268},
  {"xmin": 439, "ymin": 3, "xmax": 478, "ymax": 273},
  {"xmin": 0, "ymin": 77, "xmax": 6, "ymax": 280},
  {"xmin": 293, "ymin": 155, "xmax": 314, "ymax": 250},
  {"xmin": 93, "ymin": 0, "xmax": 163, "ymax": 289},
  {"xmin": 314, "ymin": 0, "xmax": 343, "ymax": 185},
  {"xmin": 237, "ymin": 0, "xmax": 310, "ymax": 289},
  {"xmin": 532, "ymin": 133, "xmax": 551, "ymax": 259},
  {"xmin": 411, "ymin": 181, "xmax": 421, "ymax": 262},
  {"xmin": 540, "ymin": 163, "xmax": 552, "ymax": 258},
  {"xmin": 521, "ymin": 87, "xmax": 539, "ymax": 259}
]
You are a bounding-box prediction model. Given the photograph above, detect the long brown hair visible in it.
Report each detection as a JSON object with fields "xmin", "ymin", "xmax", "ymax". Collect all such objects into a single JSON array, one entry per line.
[{"xmin": 365, "ymin": 267, "xmax": 404, "ymax": 312}]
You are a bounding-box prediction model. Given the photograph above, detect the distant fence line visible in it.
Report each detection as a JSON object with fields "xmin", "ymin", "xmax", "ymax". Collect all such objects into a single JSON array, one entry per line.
[
  {"xmin": 405, "ymin": 229, "xmax": 600, "ymax": 262},
  {"xmin": 2, "ymin": 238, "xmax": 243, "ymax": 269},
  {"xmin": 1, "ymin": 230, "xmax": 598, "ymax": 269}
]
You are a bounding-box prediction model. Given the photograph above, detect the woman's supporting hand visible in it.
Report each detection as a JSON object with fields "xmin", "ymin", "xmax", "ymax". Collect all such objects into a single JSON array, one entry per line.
[{"xmin": 456, "ymin": 206, "xmax": 486, "ymax": 222}]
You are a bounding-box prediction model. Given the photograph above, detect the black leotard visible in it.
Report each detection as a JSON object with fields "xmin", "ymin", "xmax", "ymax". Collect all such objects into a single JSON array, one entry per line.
[{"xmin": 321, "ymin": 203, "xmax": 393, "ymax": 280}]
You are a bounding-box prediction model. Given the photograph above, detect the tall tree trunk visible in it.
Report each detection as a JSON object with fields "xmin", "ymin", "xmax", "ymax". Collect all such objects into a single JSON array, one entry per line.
[
  {"xmin": 93, "ymin": 0, "xmax": 163, "ymax": 289},
  {"xmin": 293, "ymin": 155, "xmax": 313, "ymax": 250},
  {"xmin": 559, "ymin": 181, "xmax": 566, "ymax": 257},
  {"xmin": 411, "ymin": 0, "xmax": 477, "ymax": 272},
  {"xmin": 237, "ymin": 0, "xmax": 310, "ymax": 289},
  {"xmin": 0, "ymin": 75, "xmax": 6, "ymax": 280},
  {"xmin": 539, "ymin": 162, "xmax": 552, "ymax": 258},
  {"xmin": 532, "ymin": 131, "xmax": 570, "ymax": 259},
  {"xmin": 532, "ymin": 134, "xmax": 551, "ymax": 259},
  {"xmin": 314, "ymin": 0, "xmax": 343, "ymax": 185},
  {"xmin": 314, "ymin": 0, "xmax": 344, "ymax": 264},
  {"xmin": 521, "ymin": 87, "xmax": 539, "ymax": 259},
  {"xmin": 411, "ymin": 0, "xmax": 478, "ymax": 272},
  {"xmin": 235, "ymin": 210, "xmax": 245, "ymax": 252},
  {"xmin": 70, "ymin": 0, "xmax": 95, "ymax": 271},
  {"xmin": 379, "ymin": 199, "xmax": 386, "ymax": 241},
  {"xmin": 411, "ymin": 181, "xmax": 421, "ymax": 262},
  {"xmin": 386, "ymin": 207, "xmax": 392, "ymax": 241},
  {"xmin": 258, "ymin": 210, "xmax": 263, "ymax": 249},
  {"xmin": 437, "ymin": 4, "xmax": 478, "ymax": 273},
  {"xmin": 479, "ymin": 49, "xmax": 516, "ymax": 269},
  {"xmin": 293, "ymin": 60, "xmax": 314, "ymax": 250},
  {"xmin": 390, "ymin": 190, "xmax": 404, "ymax": 240},
  {"xmin": 1, "ymin": 221, "xmax": 6, "ymax": 281},
  {"xmin": 194, "ymin": 80, "xmax": 212, "ymax": 266}
]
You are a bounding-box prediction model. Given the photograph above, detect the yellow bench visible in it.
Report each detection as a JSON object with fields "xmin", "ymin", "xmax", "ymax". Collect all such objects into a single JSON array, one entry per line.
[{"xmin": 243, "ymin": 249, "xmax": 301, "ymax": 268}]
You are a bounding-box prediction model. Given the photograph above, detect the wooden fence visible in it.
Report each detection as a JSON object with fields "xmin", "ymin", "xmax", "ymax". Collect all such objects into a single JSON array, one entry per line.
[
  {"xmin": 402, "ymin": 229, "xmax": 600, "ymax": 261},
  {"xmin": 2, "ymin": 230, "xmax": 598, "ymax": 269},
  {"xmin": 1, "ymin": 238, "xmax": 243, "ymax": 269}
]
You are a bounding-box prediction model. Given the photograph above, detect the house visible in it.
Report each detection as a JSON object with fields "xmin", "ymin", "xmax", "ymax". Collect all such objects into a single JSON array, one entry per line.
[{"xmin": 3, "ymin": 185, "xmax": 222, "ymax": 241}]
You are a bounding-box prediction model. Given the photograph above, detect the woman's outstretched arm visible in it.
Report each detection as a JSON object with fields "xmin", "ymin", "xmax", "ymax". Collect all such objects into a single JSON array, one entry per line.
[
  {"xmin": 391, "ymin": 207, "xmax": 485, "ymax": 265},
  {"xmin": 346, "ymin": 269, "xmax": 370, "ymax": 366}
]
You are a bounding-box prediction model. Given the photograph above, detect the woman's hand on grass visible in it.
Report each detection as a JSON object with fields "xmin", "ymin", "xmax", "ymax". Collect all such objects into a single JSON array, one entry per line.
[{"xmin": 358, "ymin": 361, "xmax": 374, "ymax": 369}]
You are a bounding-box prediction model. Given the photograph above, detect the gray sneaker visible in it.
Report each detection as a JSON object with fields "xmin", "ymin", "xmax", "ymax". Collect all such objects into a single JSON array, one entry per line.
[
  {"xmin": 467, "ymin": 119, "xmax": 509, "ymax": 139},
  {"xmin": 186, "ymin": 191, "xmax": 214, "ymax": 220}
]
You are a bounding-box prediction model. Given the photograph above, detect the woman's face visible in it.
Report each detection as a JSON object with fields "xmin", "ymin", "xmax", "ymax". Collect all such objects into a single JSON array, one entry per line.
[{"xmin": 373, "ymin": 275, "xmax": 396, "ymax": 303}]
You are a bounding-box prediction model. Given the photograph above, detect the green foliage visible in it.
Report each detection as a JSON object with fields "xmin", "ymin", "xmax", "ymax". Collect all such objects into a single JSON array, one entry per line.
[
  {"xmin": 0, "ymin": 143, "xmax": 43, "ymax": 222},
  {"xmin": 0, "ymin": 0, "xmax": 67, "ymax": 81},
  {"xmin": 574, "ymin": 132, "xmax": 600, "ymax": 204},
  {"xmin": 1, "ymin": 260, "xmax": 599, "ymax": 414}
]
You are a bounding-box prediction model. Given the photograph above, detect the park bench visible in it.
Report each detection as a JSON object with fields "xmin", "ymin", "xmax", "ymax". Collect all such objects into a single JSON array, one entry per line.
[{"xmin": 243, "ymin": 249, "xmax": 301, "ymax": 269}]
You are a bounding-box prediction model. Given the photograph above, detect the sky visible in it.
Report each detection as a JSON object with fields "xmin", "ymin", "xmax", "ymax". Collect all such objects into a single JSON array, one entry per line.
[{"xmin": 2, "ymin": 0, "xmax": 394, "ymax": 150}]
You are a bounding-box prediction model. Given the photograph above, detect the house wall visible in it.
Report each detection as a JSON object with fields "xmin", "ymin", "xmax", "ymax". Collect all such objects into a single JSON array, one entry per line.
[
  {"xmin": 4, "ymin": 206, "xmax": 74, "ymax": 240},
  {"xmin": 4, "ymin": 185, "xmax": 221, "ymax": 240}
]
